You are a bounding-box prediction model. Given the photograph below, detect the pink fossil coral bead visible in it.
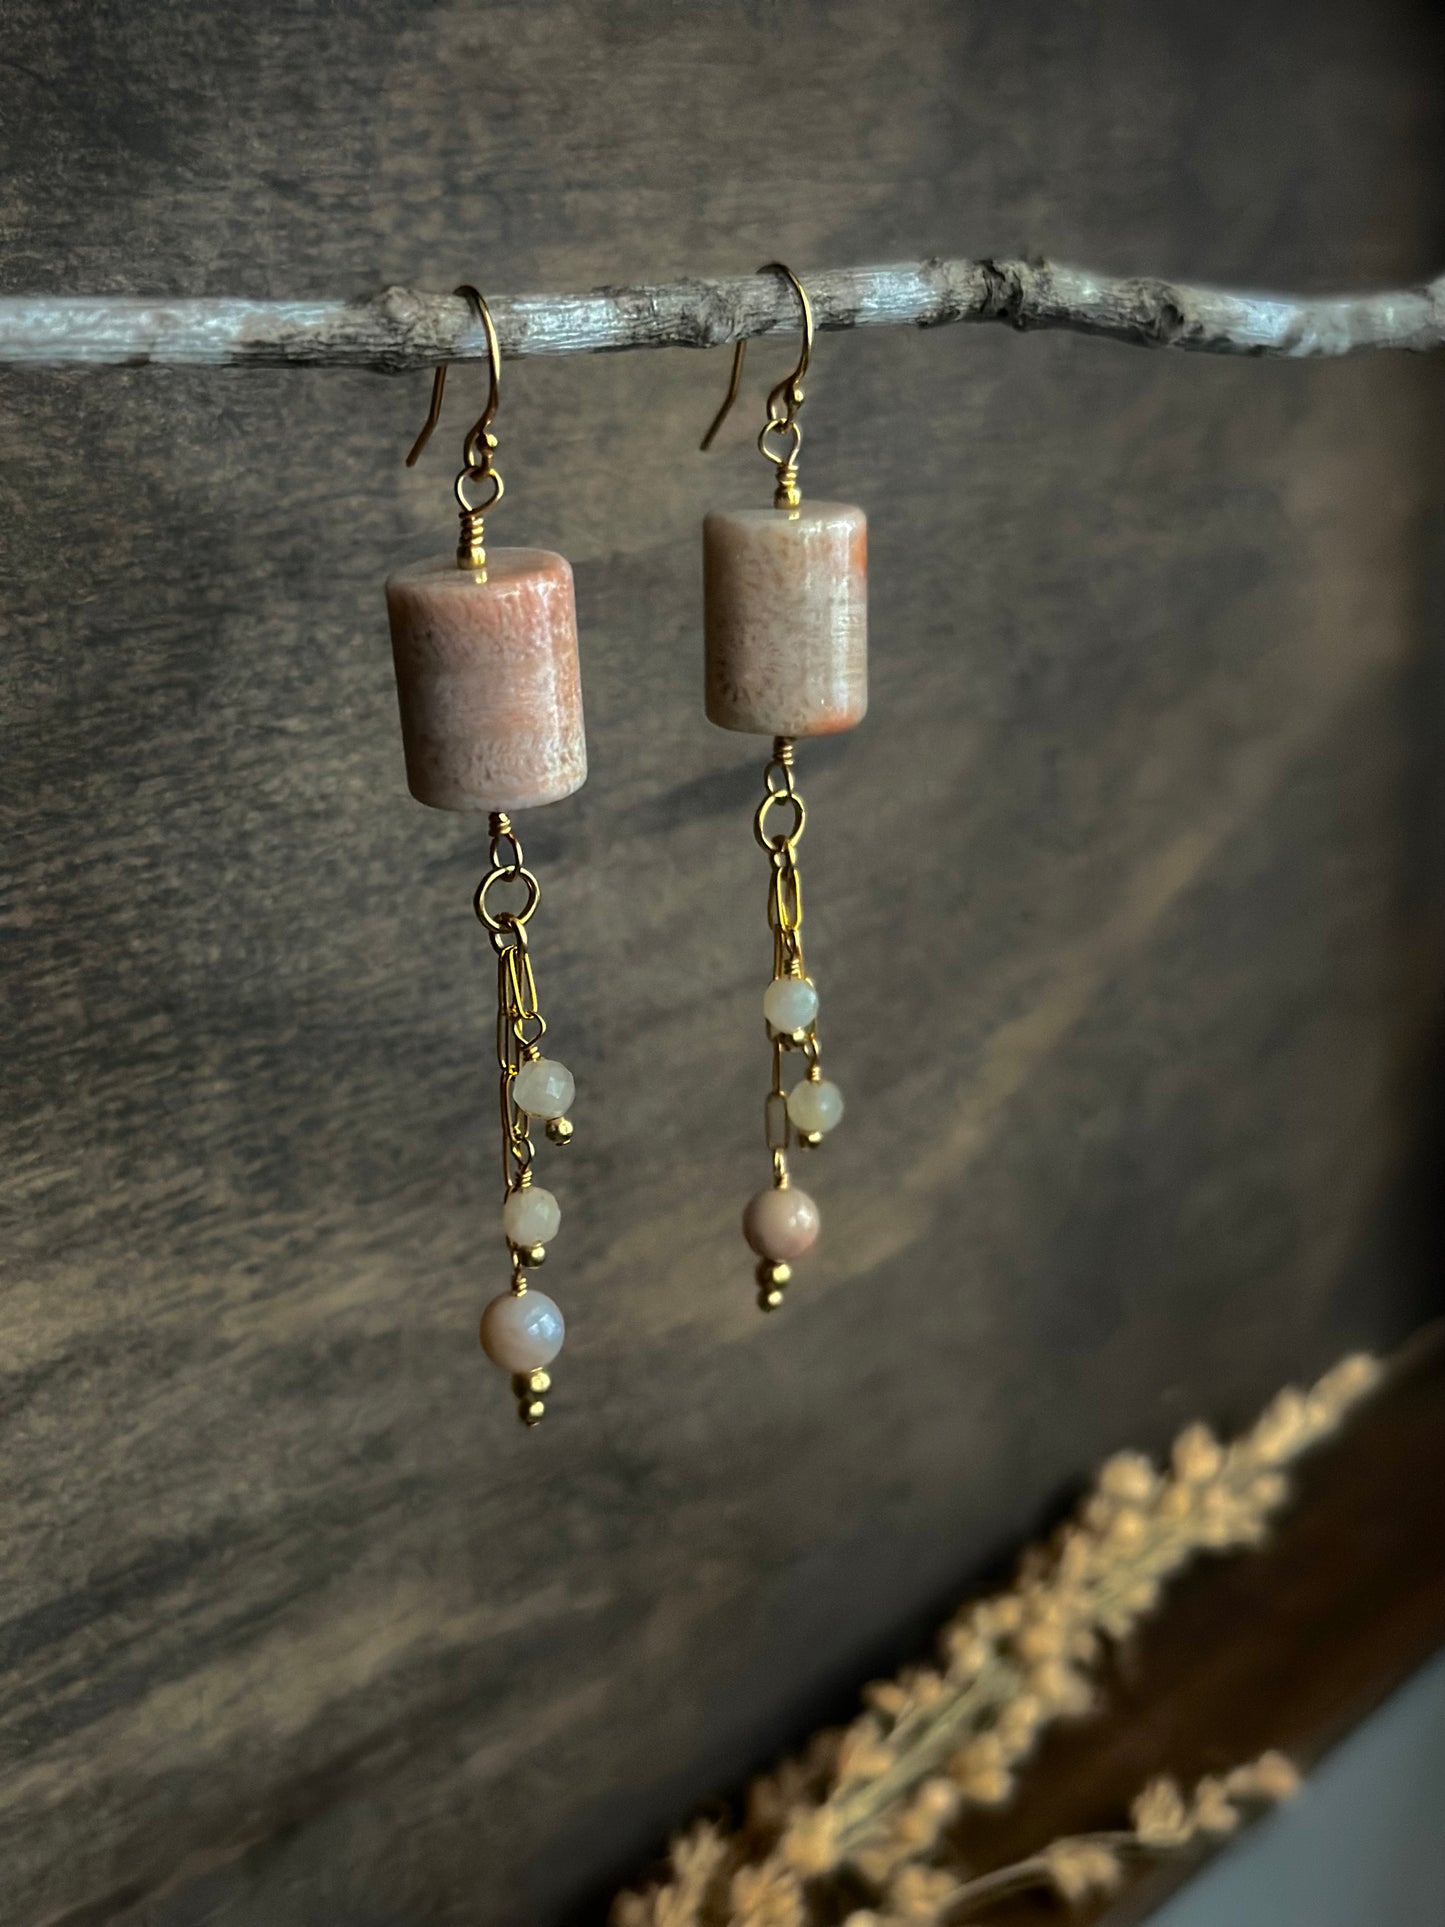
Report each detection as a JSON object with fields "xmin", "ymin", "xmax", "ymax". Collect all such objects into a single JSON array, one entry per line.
[
  {"xmin": 703, "ymin": 504, "xmax": 867, "ymax": 736},
  {"xmin": 386, "ymin": 548, "xmax": 587, "ymax": 812},
  {"xmin": 742, "ymin": 1185, "xmax": 821, "ymax": 1261}
]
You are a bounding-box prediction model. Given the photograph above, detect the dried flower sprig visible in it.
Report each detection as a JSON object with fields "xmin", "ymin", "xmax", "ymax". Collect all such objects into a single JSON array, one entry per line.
[
  {"xmin": 841, "ymin": 1751, "xmax": 1300, "ymax": 1924},
  {"xmin": 611, "ymin": 1354, "xmax": 1379, "ymax": 1927}
]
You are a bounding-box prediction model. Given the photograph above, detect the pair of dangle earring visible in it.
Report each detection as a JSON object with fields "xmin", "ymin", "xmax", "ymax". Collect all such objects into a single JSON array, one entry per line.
[
  {"xmin": 382, "ymin": 266, "xmax": 865, "ymax": 1425},
  {"xmin": 701, "ymin": 264, "xmax": 866, "ymax": 1311},
  {"xmin": 385, "ymin": 287, "xmax": 583, "ymax": 1426}
]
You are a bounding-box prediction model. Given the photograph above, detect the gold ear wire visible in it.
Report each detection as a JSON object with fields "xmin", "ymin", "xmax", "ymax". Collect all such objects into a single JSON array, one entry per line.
[
  {"xmin": 700, "ymin": 263, "xmax": 814, "ymax": 447},
  {"xmin": 699, "ymin": 338, "xmax": 748, "ymax": 452},
  {"xmin": 700, "ymin": 263, "xmax": 814, "ymax": 509},
  {"xmin": 406, "ymin": 284, "xmax": 501, "ymax": 467},
  {"xmin": 405, "ymin": 285, "xmax": 505, "ymax": 571}
]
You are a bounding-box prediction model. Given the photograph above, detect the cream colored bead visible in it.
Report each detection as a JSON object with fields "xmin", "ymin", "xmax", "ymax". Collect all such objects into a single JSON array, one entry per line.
[
  {"xmin": 763, "ymin": 977, "xmax": 818, "ymax": 1034},
  {"xmin": 479, "ymin": 1290, "xmax": 565, "ymax": 1372},
  {"xmin": 502, "ymin": 1185, "xmax": 561, "ymax": 1247},
  {"xmin": 787, "ymin": 1078, "xmax": 843, "ymax": 1135},
  {"xmin": 513, "ymin": 1057, "xmax": 575, "ymax": 1119},
  {"xmin": 742, "ymin": 1185, "xmax": 821, "ymax": 1261}
]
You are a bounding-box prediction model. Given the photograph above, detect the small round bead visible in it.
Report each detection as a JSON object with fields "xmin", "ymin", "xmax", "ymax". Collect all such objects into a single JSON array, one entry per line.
[
  {"xmin": 480, "ymin": 1289, "xmax": 565, "ymax": 1372},
  {"xmin": 763, "ymin": 977, "xmax": 819, "ymax": 1034},
  {"xmin": 755, "ymin": 1258, "xmax": 793, "ymax": 1288},
  {"xmin": 502, "ymin": 1185, "xmax": 561, "ymax": 1247},
  {"xmin": 514, "ymin": 1057, "xmax": 575, "ymax": 1119},
  {"xmin": 758, "ymin": 1287, "xmax": 785, "ymax": 1312},
  {"xmin": 545, "ymin": 1115, "xmax": 575, "ymax": 1147},
  {"xmin": 742, "ymin": 1185, "xmax": 821, "ymax": 1261},
  {"xmin": 787, "ymin": 1078, "xmax": 844, "ymax": 1136}
]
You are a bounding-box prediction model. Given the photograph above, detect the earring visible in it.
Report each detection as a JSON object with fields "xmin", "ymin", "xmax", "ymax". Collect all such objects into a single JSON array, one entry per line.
[
  {"xmin": 385, "ymin": 286, "xmax": 585, "ymax": 1426},
  {"xmin": 700, "ymin": 264, "xmax": 865, "ymax": 1312}
]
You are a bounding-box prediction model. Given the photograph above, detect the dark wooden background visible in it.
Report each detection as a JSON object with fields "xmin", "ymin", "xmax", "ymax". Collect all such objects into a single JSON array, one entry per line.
[{"xmin": 3, "ymin": 4, "xmax": 1444, "ymax": 1924}]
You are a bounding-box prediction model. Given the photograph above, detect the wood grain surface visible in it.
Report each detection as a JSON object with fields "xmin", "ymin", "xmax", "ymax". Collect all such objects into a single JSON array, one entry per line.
[{"xmin": 3, "ymin": 4, "xmax": 1444, "ymax": 1924}]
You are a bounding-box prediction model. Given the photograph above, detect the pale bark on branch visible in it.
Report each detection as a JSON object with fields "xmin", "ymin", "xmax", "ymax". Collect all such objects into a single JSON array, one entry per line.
[{"xmin": 2, "ymin": 258, "xmax": 1444, "ymax": 372}]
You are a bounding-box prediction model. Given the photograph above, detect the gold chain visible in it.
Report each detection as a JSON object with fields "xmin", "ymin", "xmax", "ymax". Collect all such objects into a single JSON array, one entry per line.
[
  {"xmin": 754, "ymin": 737, "xmax": 824, "ymax": 1187},
  {"xmin": 475, "ymin": 814, "xmax": 546, "ymax": 1300}
]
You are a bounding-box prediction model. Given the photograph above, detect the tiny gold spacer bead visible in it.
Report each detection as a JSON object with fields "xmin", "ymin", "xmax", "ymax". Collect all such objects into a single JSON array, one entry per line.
[
  {"xmin": 796, "ymin": 1129, "xmax": 823, "ymax": 1149},
  {"xmin": 511, "ymin": 1374, "xmax": 547, "ymax": 1425},
  {"xmin": 526, "ymin": 1368, "xmax": 551, "ymax": 1394},
  {"xmin": 546, "ymin": 1115, "xmax": 575, "ymax": 1147},
  {"xmin": 756, "ymin": 1259, "xmax": 793, "ymax": 1288},
  {"xmin": 757, "ymin": 1286, "xmax": 786, "ymax": 1312},
  {"xmin": 518, "ymin": 1243, "xmax": 547, "ymax": 1268}
]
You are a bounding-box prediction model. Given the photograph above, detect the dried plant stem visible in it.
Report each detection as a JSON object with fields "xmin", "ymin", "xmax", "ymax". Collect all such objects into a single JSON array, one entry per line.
[
  {"xmin": 937, "ymin": 1838, "xmax": 1138, "ymax": 1919},
  {"xmin": 934, "ymin": 1755, "xmax": 1301, "ymax": 1922},
  {"xmin": 833, "ymin": 1514, "xmax": 1263, "ymax": 1851},
  {"xmin": 832, "ymin": 1666, "xmax": 1013, "ymax": 1852}
]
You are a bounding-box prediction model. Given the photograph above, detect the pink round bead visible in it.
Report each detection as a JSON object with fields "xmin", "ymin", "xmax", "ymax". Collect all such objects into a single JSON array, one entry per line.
[
  {"xmin": 479, "ymin": 1289, "xmax": 565, "ymax": 1372},
  {"xmin": 742, "ymin": 1186, "xmax": 821, "ymax": 1261}
]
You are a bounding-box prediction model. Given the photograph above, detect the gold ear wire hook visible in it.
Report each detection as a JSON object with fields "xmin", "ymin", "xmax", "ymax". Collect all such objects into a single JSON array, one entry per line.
[
  {"xmin": 700, "ymin": 263, "xmax": 814, "ymax": 447},
  {"xmin": 405, "ymin": 285, "xmax": 505, "ymax": 572},
  {"xmin": 406, "ymin": 284, "xmax": 501, "ymax": 466},
  {"xmin": 700, "ymin": 263, "xmax": 813, "ymax": 510}
]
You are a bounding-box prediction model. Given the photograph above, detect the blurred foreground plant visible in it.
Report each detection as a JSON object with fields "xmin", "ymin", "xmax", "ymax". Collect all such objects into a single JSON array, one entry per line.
[{"xmin": 612, "ymin": 1354, "xmax": 1379, "ymax": 1927}]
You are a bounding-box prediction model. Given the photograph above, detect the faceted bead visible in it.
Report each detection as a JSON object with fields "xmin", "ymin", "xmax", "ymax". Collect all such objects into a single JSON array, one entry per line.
[
  {"xmin": 787, "ymin": 1078, "xmax": 844, "ymax": 1135},
  {"xmin": 514, "ymin": 1057, "xmax": 575, "ymax": 1119},
  {"xmin": 742, "ymin": 1185, "xmax": 821, "ymax": 1260},
  {"xmin": 502, "ymin": 1185, "xmax": 561, "ymax": 1247},
  {"xmin": 480, "ymin": 1289, "xmax": 565, "ymax": 1372},
  {"xmin": 763, "ymin": 977, "xmax": 819, "ymax": 1034}
]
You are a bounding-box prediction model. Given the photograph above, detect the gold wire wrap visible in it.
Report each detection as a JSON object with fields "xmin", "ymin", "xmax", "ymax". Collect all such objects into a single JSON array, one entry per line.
[
  {"xmin": 475, "ymin": 811, "xmax": 570, "ymax": 1424},
  {"xmin": 405, "ymin": 284, "xmax": 505, "ymax": 575}
]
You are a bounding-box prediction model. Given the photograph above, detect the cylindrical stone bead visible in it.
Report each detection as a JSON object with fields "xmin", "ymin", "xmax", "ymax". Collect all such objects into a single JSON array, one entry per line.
[
  {"xmin": 703, "ymin": 504, "xmax": 867, "ymax": 736},
  {"xmin": 385, "ymin": 548, "xmax": 586, "ymax": 812}
]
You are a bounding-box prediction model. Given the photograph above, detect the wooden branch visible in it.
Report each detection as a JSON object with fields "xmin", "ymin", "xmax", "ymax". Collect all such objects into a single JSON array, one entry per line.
[{"xmin": 3, "ymin": 258, "xmax": 1444, "ymax": 373}]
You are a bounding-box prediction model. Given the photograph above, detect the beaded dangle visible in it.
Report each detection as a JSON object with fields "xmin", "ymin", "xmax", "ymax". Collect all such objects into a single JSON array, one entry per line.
[
  {"xmin": 700, "ymin": 264, "xmax": 866, "ymax": 1311},
  {"xmin": 384, "ymin": 286, "xmax": 585, "ymax": 1424}
]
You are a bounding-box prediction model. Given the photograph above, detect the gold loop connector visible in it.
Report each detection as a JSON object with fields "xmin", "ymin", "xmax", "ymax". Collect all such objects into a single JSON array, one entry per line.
[
  {"xmin": 754, "ymin": 788, "xmax": 806, "ymax": 853},
  {"xmin": 475, "ymin": 866, "xmax": 542, "ymax": 934},
  {"xmin": 405, "ymin": 284, "xmax": 505, "ymax": 574}
]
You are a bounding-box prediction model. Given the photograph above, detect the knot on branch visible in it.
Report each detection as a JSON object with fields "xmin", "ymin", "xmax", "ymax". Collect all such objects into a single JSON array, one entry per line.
[
  {"xmin": 361, "ymin": 285, "xmax": 461, "ymax": 375},
  {"xmin": 1117, "ymin": 277, "xmax": 1192, "ymax": 349},
  {"xmin": 978, "ymin": 258, "xmax": 1036, "ymax": 331}
]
